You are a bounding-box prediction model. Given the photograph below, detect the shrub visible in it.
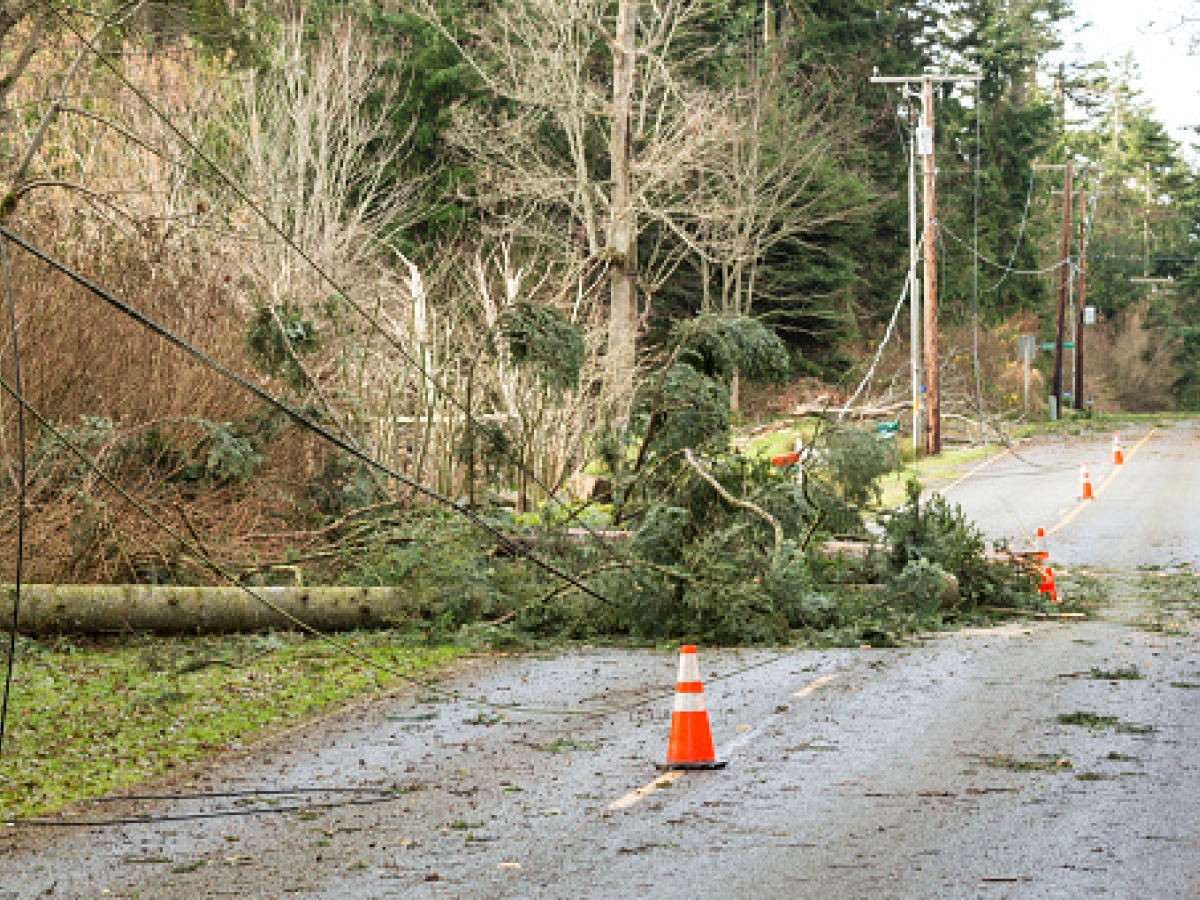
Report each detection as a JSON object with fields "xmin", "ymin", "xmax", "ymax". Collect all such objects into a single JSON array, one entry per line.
[
  {"xmin": 891, "ymin": 558, "xmax": 951, "ymax": 612},
  {"xmin": 881, "ymin": 479, "xmax": 1036, "ymax": 608},
  {"xmin": 245, "ymin": 302, "xmax": 321, "ymax": 392}
]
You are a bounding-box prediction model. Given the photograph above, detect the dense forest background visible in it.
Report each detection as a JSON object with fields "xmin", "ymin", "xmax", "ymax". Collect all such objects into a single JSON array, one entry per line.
[{"xmin": 0, "ymin": 0, "xmax": 1197, "ymax": 595}]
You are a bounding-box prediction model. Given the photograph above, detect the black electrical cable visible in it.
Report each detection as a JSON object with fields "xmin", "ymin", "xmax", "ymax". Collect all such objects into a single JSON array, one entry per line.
[
  {"xmin": 45, "ymin": 2, "xmax": 627, "ymax": 564},
  {"xmin": 7, "ymin": 788, "xmax": 405, "ymax": 828},
  {"xmin": 88, "ymin": 787, "xmax": 398, "ymax": 802},
  {"xmin": 0, "ymin": 369, "xmax": 603, "ymax": 719},
  {"xmin": 0, "ymin": 12, "xmax": 868, "ymax": 829},
  {"xmin": 0, "ymin": 234, "xmax": 26, "ymax": 762},
  {"xmin": 3, "ymin": 644, "xmax": 815, "ymax": 830},
  {"xmin": 0, "ymin": 232, "xmax": 795, "ymax": 720},
  {"xmin": 0, "ymin": 223, "xmax": 608, "ymax": 612}
]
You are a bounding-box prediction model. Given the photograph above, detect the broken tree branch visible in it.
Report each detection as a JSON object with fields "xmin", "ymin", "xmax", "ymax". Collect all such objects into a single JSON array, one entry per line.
[{"xmin": 683, "ymin": 448, "xmax": 783, "ymax": 564}]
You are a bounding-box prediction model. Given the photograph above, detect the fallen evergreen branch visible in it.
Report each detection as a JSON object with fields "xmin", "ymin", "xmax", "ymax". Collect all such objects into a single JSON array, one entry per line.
[
  {"xmin": 683, "ymin": 449, "xmax": 783, "ymax": 565},
  {"xmin": 536, "ymin": 559, "xmax": 695, "ymax": 607}
]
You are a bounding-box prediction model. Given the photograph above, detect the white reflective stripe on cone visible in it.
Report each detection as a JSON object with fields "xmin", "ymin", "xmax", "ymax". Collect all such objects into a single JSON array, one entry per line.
[
  {"xmin": 673, "ymin": 693, "xmax": 707, "ymax": 713},
  {"xmin": 677, "ymin": 653, "xmax": 701, "ymax": 684}
]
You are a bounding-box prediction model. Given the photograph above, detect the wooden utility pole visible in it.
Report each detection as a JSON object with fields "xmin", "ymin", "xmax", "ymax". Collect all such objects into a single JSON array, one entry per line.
[
  {"xmin": 1037, "ymin": 160, "xmax": 1104, "ymax": 416},
  {"xmin": 1052, "ymin": 159, "xmax": 1073, "ymax": 416},
  {"xmin": 1074, "ymin": 187, "xmax": 1088, "ymax": 410},
  {"xmin": 607, "ymin": 0, "xmax": 637, "ymax": 398},
  {"xmin": 869, "ymin": 70, "xmax": 981, "ymax": 455},
  {"xmin": 907, "ymin": 104, "xmax": 922, "ymax": 457},
  {"xmin": 920, "ymin": 76, "xmax": 940, "ymax": 455}
]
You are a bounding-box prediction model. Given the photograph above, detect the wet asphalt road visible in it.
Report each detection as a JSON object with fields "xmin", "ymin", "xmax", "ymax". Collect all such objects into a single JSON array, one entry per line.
[
  {"xmin": 935, "ymin": 421, "xmax": 1200, "ymax": 570},
  {"xmin": 4, "ymin": 423, "xmax": 1200, "ymax": 898}
]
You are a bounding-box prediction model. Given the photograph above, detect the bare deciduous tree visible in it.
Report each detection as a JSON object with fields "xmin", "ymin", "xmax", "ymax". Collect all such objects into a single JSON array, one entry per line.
[
  {"xmin": 227, "ymin": 16, "xmax": 422, "ymax": 309},
  {"xmin": 415, "ymin": 0, "xmax": 728, "ymax": 408},
  {"xmin": 656, "ymin": 52, "xmax": 874, "ymax": 322}
]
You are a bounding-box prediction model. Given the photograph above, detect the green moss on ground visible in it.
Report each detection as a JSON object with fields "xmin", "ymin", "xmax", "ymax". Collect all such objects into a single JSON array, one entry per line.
[{"xmin": 0, "ymin": 632, "xmax": 463, "ymax": 820}]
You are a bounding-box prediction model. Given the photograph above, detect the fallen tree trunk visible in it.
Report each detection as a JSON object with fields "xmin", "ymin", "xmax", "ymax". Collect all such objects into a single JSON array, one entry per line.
[
  {"xmin": 3, "ymin": 585, "xmax": 420, "ymax": 635},
  {"xmin": 787, "ymin": 400, "xmax": 910, "ymax": 420}
]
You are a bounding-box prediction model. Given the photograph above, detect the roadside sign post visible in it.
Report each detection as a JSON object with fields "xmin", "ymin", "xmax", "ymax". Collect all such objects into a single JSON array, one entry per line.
[
  {"xmin": 874, "ymin": 420, "xmax": 901, "ymax": 469},
  {"xmin": 1017, "ymin": 335, "xmax": 1037, "ymax": 413}
]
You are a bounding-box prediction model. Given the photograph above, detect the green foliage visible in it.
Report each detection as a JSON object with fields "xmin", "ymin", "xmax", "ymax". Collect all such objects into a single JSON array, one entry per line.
[
  {"xmin": 881, "ymin": 479, "xmax": 1036, "ymax": 607},
  {"xmin": 28, "ymin": 415, "xmax": 114, "ymax": 492},
  {"xmin": 193, "ymin": 420, "xmax": 263, "ymax": 483},
  {"xmin": 136, "ymin": 412, "xmax": 287, "ymax": 487},
  {"xmin": 884, "ymin": 480, "xmax": 981, "ymax": 573},
  {"xmin": 307, "ymin": 452, "xmax": 385, "ymax": 517},
  {"xmin": 809, "ymin": 424, "xmax": 892, "ymax": 532},
  {"xmin": 116, "ymin": 1, "xmax": 272, "ymax": 66},
  {"xmin": 500, "ymin": 301, "xmax": 586, "ymax": 392},
  {"xmin": 630, "ymin": 363, "xmax": 731, "ymax": 460},
  {"xmin": 629, "ymin": 505, "xmax": 691, "ymax": 567},
  {"xmin": 456, "ymin": 420, "xmax": 514, "ymax": 479},
  {"xmin": 357, "ymin": 1, "xmax": 486, "ymax": 241},
  {"xmin": 323, "ymin": 448, "xmax": 1036, "ymax": 647},
  {"xmin": 588, "ymin": 427, "xmax": 892, "ymax": 643},
  {"xmin": 891, "ymin": 558, "xmax": 951, "ymax": 613},
  {"xmin": 625, "ymin": 315, "xmax": 787, "ymax": 470},
  {"xmin": 245, "ymin": 303, "xmax": 321, "ymax": 392},
  {"xmin": 675, "ymin": 314, "xmax": 790, "ymax": 384},
  {"xmin": 28, "ymin": 409, "xmax": 289, "ymax": 501},
  {"xmin": 340, "ymin": 509, "xmax": 545, "ymax": 639}
]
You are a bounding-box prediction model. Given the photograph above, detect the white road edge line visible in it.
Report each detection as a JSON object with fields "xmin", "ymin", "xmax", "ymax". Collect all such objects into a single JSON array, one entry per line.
[
  {"xmin": 608, "ymin": 770, "xmax": 684, "ymax": 810},
  {"xmin": 793, "ymin": 672, "xmax": 839, "ymax": 698},
  {"xmin": 939, "ymin": 448, "xmax": 1012, "ymax": 495}
]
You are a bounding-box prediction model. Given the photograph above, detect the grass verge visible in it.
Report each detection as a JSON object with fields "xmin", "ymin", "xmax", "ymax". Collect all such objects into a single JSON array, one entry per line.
[{"xmin": 0, "ymin": 632, "xmax": 464, "ymax": 821}]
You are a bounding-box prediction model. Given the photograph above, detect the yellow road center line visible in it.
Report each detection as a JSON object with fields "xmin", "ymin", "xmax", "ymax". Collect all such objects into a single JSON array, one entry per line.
[
  {"xmin": 793, "ymin": 673, "xmax": 839, "ymax": 699},
  {"xmin": 940, "ymin": 448, "xmax": 1012, "ymax": 494},
  {"xmin": 1045, "ymin": 428, "xmax": 1158, "ymax": 538},
  {"xmin": 609, "ymin": 672, "xmax": 842, "ymax": 810},
  {"xmin": 608, "ymin": 770, "xmax": 684, "ymax": 810}
]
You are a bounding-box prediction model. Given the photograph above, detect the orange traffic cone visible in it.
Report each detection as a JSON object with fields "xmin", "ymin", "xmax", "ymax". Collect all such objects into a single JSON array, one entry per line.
[
  {"xmin": 659, "ymin": 645, "xmax": 726, "ymax": 770},
  {"xmin": 1038, "ymin": 566, "xmax": 1059, "ymax": 604},
  {"xmin": 1034, "ymin": 526, "xmax": 1048, "ymax": 563},
  {"xmin": 1112, "ymin": 433, "xmax": 1124, "ymax": 465},
  {"xmin": 1078, "ymin": 464, "xmax": 1094, "ymax": 501}
]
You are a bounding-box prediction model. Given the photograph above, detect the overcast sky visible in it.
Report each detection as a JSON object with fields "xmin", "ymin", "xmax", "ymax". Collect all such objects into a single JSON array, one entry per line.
[{"xmin": 1057, "ymin": 0, "xmax": 1199, "ymax": 152}]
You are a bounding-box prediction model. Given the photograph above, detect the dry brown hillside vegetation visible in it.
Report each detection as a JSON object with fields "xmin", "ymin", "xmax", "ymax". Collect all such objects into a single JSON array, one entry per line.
[
  {"xmin": 0, "ymin": 12, "xmax": 641, "ymax": 587},
  {"xmin": 0, "ymin": 19, "xmax": 474, "ymax": 584}
]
